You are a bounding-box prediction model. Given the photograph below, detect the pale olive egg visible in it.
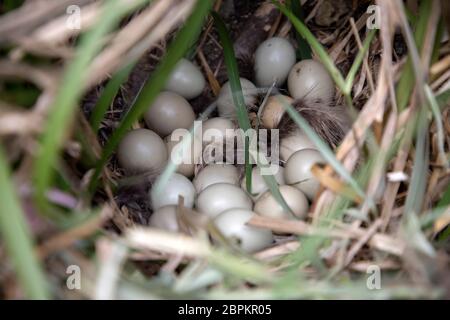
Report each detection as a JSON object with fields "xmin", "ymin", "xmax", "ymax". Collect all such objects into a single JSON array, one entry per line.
[
  {"xmin": 117, "ymin": 128, "xmax": 167, "ymax": 174},
  {"xmin": 195, "ymin": 183, "xmax": 252, "ymax": 218},
  {"xmin": 254, "ymin": 185, "xmax": 309, "ymax": 220},
  {"xmin": 144, "ymin": 91, "xmax": 195, "ymax": 137},
  {"xmin": 284, "ymin": 148, "xmax": 326, "ymax": 199},
  {"xmin": 241, "ymin": 166, "xmax": 285, "ymax": 200},
  {"xmin": 165, "ymin": 131, "xmax": 202, "ymax": 178},
  {"xmin": 201, "ymin": 117, "xmax": 236, "ymax": 146},
  {"xmin": 164, "ymin": 58, "xmax": 205, "ymax": 99},
  {"xmin": 287, "ymin": 59, "xmax": 335, "ymax": 102},
  {"xmin": 149, "ymin": 205, "xmax": 179, "ymax": 232},
  {"xmin": 150, "ymin": 173, "xmax": 196, "ymax": 210},
  {"xmin": 217, "ymin": 78, "xmax": 257, "ymax": 118},
  {"xmin": 280, "ymin": 129, "xmax": 316, "ymax": 161},
  {"xmin": 254, "ymin": 37, "xmax": 296, "ymax": 87},
  {"xmin": 193, "ymin": 164, "xmax": 240, "ymax": 194},
  {"xmin": 214, "ymin": 209, "xmax": 273, "ymax": 253},
  {"xmin": 260, "ymin": 95, "xmax": 293, "ymax": 129}
]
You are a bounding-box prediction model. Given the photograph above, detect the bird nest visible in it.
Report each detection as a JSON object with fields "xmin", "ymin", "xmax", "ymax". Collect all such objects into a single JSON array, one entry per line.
[{"xmin": 0, "ymin": 0, "xmax": 449, "ymax": 299}]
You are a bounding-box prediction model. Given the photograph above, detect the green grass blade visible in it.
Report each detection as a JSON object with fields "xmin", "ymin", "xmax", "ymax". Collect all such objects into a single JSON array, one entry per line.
[
  {"xmin": 90, "ymin": 62, "xmax": 135, "ymax": 133},
  {"xmin": 437, "ymin": 184, "xmax": 450, "ymax": 208},
  {"xmin": 0, "ymin": 146, "xmax": 49, "ymax": 299},
  {"xmin": 250, "ymin": 149, "xmax": 295, "ymax": 216},
  {"xmin": 211, "ymin": 12, "xmax": 251, "ymax": 130},
  {"xmin": 437, "ymin": 88, "xmax": 450, "ymax": 108},
  {"xmin": 396, "ymin": 0, "xmax": 432, "ymax": 110},
  {"xmin": 420, "ymin": 207, "xmax": 448, "ymax": 230},
  {"xmin": 208, "ymin": 249, "xmax": 272, "ymax": 284},
  {"xmin": 212, "ymin": 12, "xmax": 253, "ymax": 193},
  {"xmin": 344, "ymin": 29, "xmax": 376, "ymax": 94},
  {"xmin": 212, "ymin": 12, "xmax": 294, "ymax": 213},
  {"xmin": 89, "ymin": 0, "xmax": 213, "ymax": 194},
  {"xmin": 277, "ymin": 97, "xmax": 368, "ymax": 202},
  {"xmin": 404, "ymin": 5, "xmax": 417, "ymax": 25},
  {"xmin": 273, "ymin": 1, "xmax": 346, "ymax": 92},
  {"xmin": 431, "ymin": 19, "xmax": 444, "ymax": 64},
  {"xmin": 33, "ymin": 0, "xmax": 146, "ymax": 209},
  {"xmin": 153, "ymin": 111, "xmax": 213, "ymax": 196},
  {"xmin": 403, "ymin": 109, "xmax": 429, "ymax": 216},
  {"xmin": 436, "ymin": 227, "xmax": 450, "ymax": 242},
  {"xmin": 289, "ymin": 0, "xmax": 312, "ymax": 60},
  {"xmin": 2, "ymin": 0, "xmax": 24, "ymax": 12},
  {"xmin": 285, "ymin": 147, "xmax": 379, "ymax": 272},
  {"xmin": 425, "ymin": 85, "xmax": 448, "ymax": 168}
]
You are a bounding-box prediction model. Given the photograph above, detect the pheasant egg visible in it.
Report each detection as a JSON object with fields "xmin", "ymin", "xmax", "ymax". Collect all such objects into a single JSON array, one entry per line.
[
  {"xmin": 150, "ymin": 173, "xmax": 196, "ymax": 210},
  {"xmin": 195, "ymin": 183, "xmax": 252, "ymax": 218},
  {"xmin": 193, "ymin": 164, "xmax": 240, "ymax": 193},
  {"xmin": 202, "ymin": 117, "xmax": 236, "ymax": 146},
  {"xmin": 254, "ymin": 185, "xmax": 309, "ymax": 220},
  {"xmin": 117, "ymin": 128, "xmax": 167, "ymax": 174},
  {"xmin": 165, "ymin": 58, "xmax": 205, "ymax": 99},
  {"xmin": 144, "ymin": 91, "xmax": 195, "ymax": 137},
  {"xmin": 241, "ymin": 166, "xmax": 285, "ymax": 200},
  {"xmin": 280, "ymin": 129, "xmax": 316, "ymax": 161},
  {"xmin": 284, "ymin": 148, "xmax": 326, "ymax": 199},
  {"xmin": 214, "ymin": 209, "xmax": 273, "ymax": 253},
  {"xmin": 149, "ymin": 205, "xmax": 179, "ymax": 232},
  {"xmin": 254, "ymin": 37, "xmax": 296, "ymax": 87},
  {"xmin": 217, "ymin": 78, "xmax": 257, "ymax": 119},
  {"xmin": 287, "ymin": 59, "xmax": 335, "ymax": 102},
  {"xmin": 165, "ymin": 131, "xmax": 202, "ymax": 178}
]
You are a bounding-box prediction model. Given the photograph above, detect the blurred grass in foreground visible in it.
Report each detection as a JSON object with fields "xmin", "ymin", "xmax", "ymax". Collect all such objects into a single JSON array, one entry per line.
[{"xmin": 0, "ymin": 0, "xmax": 448, "ymax": 299}]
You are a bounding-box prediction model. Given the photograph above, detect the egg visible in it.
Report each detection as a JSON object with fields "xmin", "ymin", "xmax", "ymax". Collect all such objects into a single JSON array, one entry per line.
[
  {"xmin": 144, "ymin": 91, "xmax": 195, "ymax": 137},
  {"xmin": 149, "ymin": 205, "xmax": 179, "ymax": 232},
  {"xmin": 193, "ymin": 164, "xmax": 240, "ymax": 193},
  {"xmin": 195, "ymin": 183, "xmax": 252, "ymax": 218},
  {"xmin": 150, "ymin": 173, "xmax": 196, "ymax": 210},
  {"xmin": 117, "ymin": 128, "xmax": 167, "ymax": 174},
  {"xmin": 165, "ymin": 132, "xmax": 202, "ymax": 178},
  {"xmin": 280, "ymin": 129, "xmax": 316, "ymax": 161},
  {"xmin": 254, "ymin": 37, "xmax": 296, "ymax": 87},
  {"xmin": 284, "ymin": 148, "xmax": 326, "ymax": 199},
  {"xmin": 254, "ymin": 185, "xmax": 309, "ymax": 220},
  {"xmin": 201, "ymin": 117, "xmax": 236, "ymax": 146},
  {"xmin": 165, "ymin": 58, "xmax": 205, "ymax": 99},
  {"xmin": 217, "ymin": 78, "xmax": 257, "ymax": 119},
  {"xmin": 214, "ymin": 209, "xmax": 273, "ymax": 253},
  {"xmin": 287, "ymin": 59, "xmax": 335, "ymax": 102},
  {"xmin": 241, "ymin": 166, "xmax": 285, "ymax": 200},
  {"xmin": 260, "ymin": 95, "xmax": 293, "ymax": 129}
]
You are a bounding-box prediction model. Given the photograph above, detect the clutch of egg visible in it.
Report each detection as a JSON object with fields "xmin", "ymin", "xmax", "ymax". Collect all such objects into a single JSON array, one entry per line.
[{"xmin": 116, "ymin": 37, "xmax": 335, "ymax": 253}]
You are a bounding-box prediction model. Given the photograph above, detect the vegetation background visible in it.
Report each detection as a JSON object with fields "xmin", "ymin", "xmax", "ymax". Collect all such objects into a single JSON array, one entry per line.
[{"xmin": 0, "ymin": 0, "xmax": 448, "ymax": 299}]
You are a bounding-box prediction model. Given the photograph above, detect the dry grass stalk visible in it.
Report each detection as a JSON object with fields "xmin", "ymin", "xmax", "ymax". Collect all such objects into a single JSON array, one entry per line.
[
  {"xmin": 126, "ymin": 227, "xmax": 211, "ymax": 257},
  {"xmin": 248, "ymin": 215, "xmax": 406, "ymax": 256},
  {"xmin": 37, "ymin": 205, "xmax": 113, "ymax": 258}
]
